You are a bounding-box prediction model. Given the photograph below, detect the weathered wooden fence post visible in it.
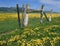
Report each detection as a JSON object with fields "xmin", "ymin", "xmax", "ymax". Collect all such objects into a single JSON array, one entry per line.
[
  {"xmin": 40, "ymin": 4, "xmax": 44, "ymax": 23},
  {"xmin": 40, "ymin": 4, "xmax": 49, "ymax": 23},
  {"xmin": 22, "ymin": 4, "xmax": 30, "ymax": 27},
  {"xmin": 22, "ymin": 4, "xmax": 25, "ymax": 27},
  {"xmin": 49, "ymin": 9, "xmax": 53, "ymax": 22},
  {"xmin": 16, "ymin": 4, "xmax": 21, "ymax": 28}
]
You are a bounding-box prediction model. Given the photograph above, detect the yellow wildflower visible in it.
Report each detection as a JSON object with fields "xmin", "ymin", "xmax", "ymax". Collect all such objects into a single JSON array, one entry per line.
[{"xmin": 35, "ymin": 39, "xmax": 43, "ymax": 45}]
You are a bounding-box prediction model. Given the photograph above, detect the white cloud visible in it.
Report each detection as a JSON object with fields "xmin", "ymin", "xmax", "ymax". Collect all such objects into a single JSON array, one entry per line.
[
  {"xmin": 39, "ymin": 0, "xmax": 60, "ymax": 9},
  {"xmin": 39, "ymin": 0, "xmax": 60, "ymax": 5}
]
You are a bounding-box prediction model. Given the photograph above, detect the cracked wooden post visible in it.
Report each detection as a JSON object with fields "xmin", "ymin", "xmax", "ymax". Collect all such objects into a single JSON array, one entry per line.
[
  {"xmin": 40, "ymin": 4, "xmax": 49, "ymax": 23},
  {"xmin": 40, "ymin": 4, "xmax": 44, "ymax": 23},
  {"xmin": 22, "ymin": 4, "xmax": 25, "ymax": 27},
  {"xmin": 49, "ymin": 9, "xmax": 53, "ymax": 22},
  {"xmin": 22, "ymin": 4, "xmax": 29, "ymax": 27},
  {"xmin": 16, "ymin": 4, "xmax": 21, "ymax": 28}
]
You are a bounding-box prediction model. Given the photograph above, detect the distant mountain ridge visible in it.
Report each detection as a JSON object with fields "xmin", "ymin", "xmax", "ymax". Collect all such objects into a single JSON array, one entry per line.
[
  {"xmin": 0, "ymin": 7, "xmax": 59, "ymax": 13},
  {"xmin": 0, "ymin": 7, "xmax": 21, "ymax": 13}
]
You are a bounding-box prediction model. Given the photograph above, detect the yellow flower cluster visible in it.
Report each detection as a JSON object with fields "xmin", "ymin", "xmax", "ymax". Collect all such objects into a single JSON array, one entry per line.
[
  {"xmin": 0, "ymin": 40, "xmax": 6, "ymax": 45},
  {"xmin": 34, "ymin": 27, "xmax": 39, "ymax": 31},
  {"xmin": 8, "ymin": 35, "xmax": 20, "ymax": 42},
  {"xmin": 35, "ymin": 39, "xmax": 43, "ymax": 45}
]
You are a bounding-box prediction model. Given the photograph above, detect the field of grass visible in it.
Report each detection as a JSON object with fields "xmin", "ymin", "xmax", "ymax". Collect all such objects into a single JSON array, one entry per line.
[{"xmin": 0, "ymin": 13, "xmax": 60, "ymax": 46}]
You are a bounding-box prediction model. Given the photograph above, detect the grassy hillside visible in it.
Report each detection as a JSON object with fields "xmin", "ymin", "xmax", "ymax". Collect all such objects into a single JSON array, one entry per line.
[{"xmin": 0, "ymin": 13, "xmax": 60, "ymax": 46}]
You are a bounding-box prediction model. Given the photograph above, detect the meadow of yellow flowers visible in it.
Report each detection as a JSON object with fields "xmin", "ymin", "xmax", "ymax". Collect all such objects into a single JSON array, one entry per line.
[{"xmin": 0, "ymin": 13, "xmax": 60, "ymax": 46}]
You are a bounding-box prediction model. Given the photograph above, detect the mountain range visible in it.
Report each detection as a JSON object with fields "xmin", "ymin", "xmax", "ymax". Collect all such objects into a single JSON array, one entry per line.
[{"xmin": 0, "ymin": 7, "xmax": 59, "ymax": 13}]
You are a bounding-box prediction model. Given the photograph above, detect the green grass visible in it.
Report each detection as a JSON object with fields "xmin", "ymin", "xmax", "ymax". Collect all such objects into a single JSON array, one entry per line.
[{"xmin": 0, "ymin": 19, "xmax": 18, "ymax": 34}]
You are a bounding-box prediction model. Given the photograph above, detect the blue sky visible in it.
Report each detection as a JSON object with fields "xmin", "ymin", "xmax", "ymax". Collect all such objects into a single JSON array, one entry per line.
[{"xmin": 0, "ymin": 0, "xmax": 60, "ymax": 12}]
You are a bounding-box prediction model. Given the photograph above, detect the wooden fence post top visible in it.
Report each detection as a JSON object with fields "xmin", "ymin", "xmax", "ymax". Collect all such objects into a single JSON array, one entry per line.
[
  {"xmin": 26, "ymin": 4, "xmax": 30, "ymax": 10},
  {"xmin": 41, "ymin": 4, "xmax": 44, "ymax": 9},
  {"xmin": 16, "ymin": 4, "xmax": 18, "ymax": 7}
]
